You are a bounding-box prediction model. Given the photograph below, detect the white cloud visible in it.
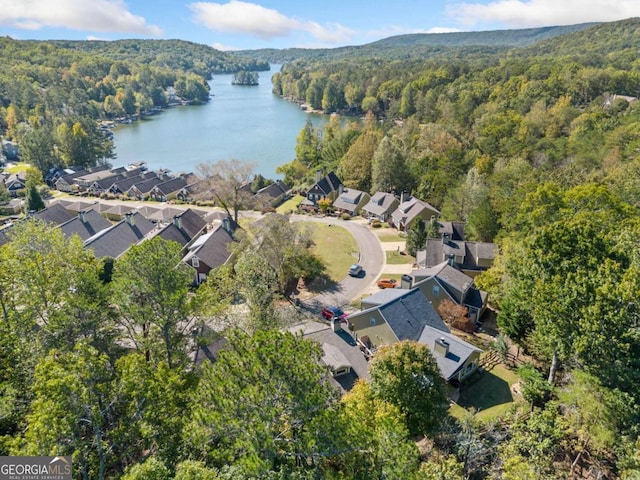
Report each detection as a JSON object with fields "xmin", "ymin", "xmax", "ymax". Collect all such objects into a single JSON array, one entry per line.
[
  {"xmin": 189, "ymin": 1, "xmax": 353, "ymax": 44},
  {"xmin": 211, "ymin": 41, "xmax": 238, "ymax": 51},
  {"xmin": 448, "ymin": 0, "xmax": 640, "ymax": 28},
  {"xmin": 0, "ymin": 0, "xmax": 162, "ymax": 35}
]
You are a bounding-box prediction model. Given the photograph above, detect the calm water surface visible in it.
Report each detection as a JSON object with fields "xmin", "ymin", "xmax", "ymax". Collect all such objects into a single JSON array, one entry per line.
[{"xmin": 113, "ymin": 66, "xmax": 329, "ymax": 178}]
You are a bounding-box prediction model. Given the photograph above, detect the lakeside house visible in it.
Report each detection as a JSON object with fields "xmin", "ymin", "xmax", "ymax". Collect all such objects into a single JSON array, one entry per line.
[
  {"xmin": 332, "ymin": 188, "xmax": 370, "ymax": 216},
  {"xmin": 390, "ymin": 195, "xmax": 440, "ymax": 232},
  {"xmin": 361, "ymin": 192, "xmax": 400, "ymax": 222}
]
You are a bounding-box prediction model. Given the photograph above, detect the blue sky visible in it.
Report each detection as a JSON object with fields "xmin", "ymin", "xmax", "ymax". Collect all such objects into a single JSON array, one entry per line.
[{"xmin": 1, "ymin": 0, "xmax": 639, "ymax": 51}]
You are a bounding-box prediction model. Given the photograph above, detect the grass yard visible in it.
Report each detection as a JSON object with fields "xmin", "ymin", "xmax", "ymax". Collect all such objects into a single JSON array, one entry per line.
[
  {"xmin": 449, "ymin": 364, "xmax": 523, "ymax": 421},
  {"xmin": 4, "ymin": 162, "xmax": 30, "ymax": 173},
  {"xmin": 276, "ymin": 194, "xmax": 305, "ymax": 214},
  {"xmin": 376, "ymin": 231, "xmax": 406, "ymax": 242},
  {"xmin": 385, "ymin": 250, "xmax": 414, "ymax": 265},
  {"xmin": 307, "ymin": 223, "xmax": 358, "ymax": 283}
]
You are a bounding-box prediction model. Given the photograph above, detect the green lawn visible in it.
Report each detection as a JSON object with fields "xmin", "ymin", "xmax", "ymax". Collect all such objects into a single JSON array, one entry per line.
[
  {"xmin": 276, "ymin": 194, "xmax": 305, "ymax": 214},
  {"xmin": 385, "ymin": 250, "xmax": 414, "ymax": 265},
  {"xmin": 307, "ymin": 223, "xmax": 358, "ymax": 282},
  {"xmin": 449, "ymin": 364, "xmax": 523, "ymax": 421},
  {"xmin": 4, "ymin": 162, "xmax": 30, "ymax": 173},
  {"xmin": 376, "ymin": 232, "xmax": 405, "ymax": 242}
]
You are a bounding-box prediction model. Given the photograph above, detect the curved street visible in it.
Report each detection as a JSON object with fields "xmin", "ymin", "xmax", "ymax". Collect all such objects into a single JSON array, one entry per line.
[{"xmin": 290, "ymin": 215, "xmax": 386, "ymax": 313}]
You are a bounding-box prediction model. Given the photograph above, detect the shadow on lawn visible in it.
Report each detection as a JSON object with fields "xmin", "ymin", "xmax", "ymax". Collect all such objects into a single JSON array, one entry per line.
[
  {"xmin": 456, "ymin": 370, "xmax": 513, "ymax": 412},
  {"xmin": 304, "ymin": 274, "xmax": 340, "ymax": 294}
]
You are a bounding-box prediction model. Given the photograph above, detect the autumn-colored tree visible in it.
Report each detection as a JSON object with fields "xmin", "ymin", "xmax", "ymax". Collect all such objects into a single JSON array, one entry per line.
[{"xmin": 437, "ymin": 299, "xmax": 474, "ymax": 333}]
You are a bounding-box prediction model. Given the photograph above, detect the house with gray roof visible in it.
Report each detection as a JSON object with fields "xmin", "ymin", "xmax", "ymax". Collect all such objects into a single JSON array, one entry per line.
[
  {"xmin": 406, "ymin": 261, "xmax": 488, "ymax": 325},
  {"xmin": 58, "ymin": 210, "xmax": 112, "ymax": 241},
  {"xmin": 290, "ymin": 320, "xmax": 370, "ymax": 393},
  {"xmin": 125, "ymin": 175, "xmax": 168, "ymax": 200},
  {"xmin": 332, "ymin": 188, "xmax": 370, "ymax": 216},
  {"xmin": 361, "ymin": 192, "xmax": 400, "ymax": 222},
  {"xmin": 54, "ymin": 165, "xmax": 110, "ymax": 192},
  {"xmin": 416, "ymin": 222, "xmax": 497, "ymax": 275},
  {"xmin": 347, "ymin": 288, "xmax": 481, "ymax": 383},
  {"xmin": 150, "ymin": 175, "xmax": 192, "ymax": 202},
  {"xmin": 149, "ymin": 208, "xmax": 207, "ymax": 248},
  {"xmin": 300, "ymin": 171, "xmax": 342, "ymax": 211},
  {"xmin": 255, "ymin": 179, "xmax": 290, "ymax": 208},
  {"xmin": 31, "ymin": 202, "xmax": 75, "ymax": 226},
  {"xmin": 390, "ymin": 196, "xmax": 440, "ymax": 232},
  {"xmin": 108, "ymin": 171, "xmax": 158, "ymax": 195},
  {"xmin": 84, "ymin": 212, "xmax": 154, "ymax": 259},
  {"xmin": 183, "ymin": 218, "xmax": 235, "ymax": 284}
]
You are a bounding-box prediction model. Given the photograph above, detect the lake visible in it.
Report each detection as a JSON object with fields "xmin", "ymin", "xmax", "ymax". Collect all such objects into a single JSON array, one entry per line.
[{"xmin": 112, "ymin": 65, "xmax": 330, "ymax": 179}]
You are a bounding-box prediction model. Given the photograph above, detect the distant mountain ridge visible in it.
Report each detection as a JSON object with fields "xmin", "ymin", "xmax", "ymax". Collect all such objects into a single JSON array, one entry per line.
[{"xmin": 235, "ymin": 22, "xmax": 599, "ymax": 63}]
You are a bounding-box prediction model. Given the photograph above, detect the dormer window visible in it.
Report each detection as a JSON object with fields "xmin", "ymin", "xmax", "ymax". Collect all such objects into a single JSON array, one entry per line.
[{"xmin": 192, "ymin": 255, "xmax": 200, "ymax": 268}]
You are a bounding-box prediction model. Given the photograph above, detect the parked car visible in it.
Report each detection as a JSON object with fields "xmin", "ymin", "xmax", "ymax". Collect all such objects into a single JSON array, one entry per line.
[
  {"xmin": 377, "ymin": 278, "xmax": 397, "ymax": 289},
  {"xmin": 321, "ymin": 306, "xmax": 348, "ymax": 321},
  {"xmin": 348, "ymin": 263, "xmax": 363, "ymax": 277}
]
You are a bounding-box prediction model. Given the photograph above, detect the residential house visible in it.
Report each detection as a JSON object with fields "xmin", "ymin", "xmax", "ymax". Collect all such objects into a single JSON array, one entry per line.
[
  {"xmin": 361, "ymin": 192, "xmax": 400, "ymax": 222},
  {"xmin": 348, "ymin": 288, "xmax": 482, "ymax": 383},
  {"xmin": 406, "ymin": 261, "xmax": 488, "ymax": 325},
  {"xmin": 149, "ymin": 175, "xmax": 193, "ymax": 202},
  {"xmin": 390, "ymin": 196, "xmax": 440, "ymax": 232},
  {"xmin": 125, "ymin": 175, "xmax": 168, "ymax": 200},
  {"xmin": 58, "ymin": 210, "xmax": 112, "ymax": 241},
  {"xmin": 74, "ymin": 167, "xmax": 127, "ymax": 191},
  {"xmin": 183, "ymin": 218, "xmax": 235, "ymax": 284},
  {"xmin": 416, "ymin": 221, "xmax": 497, "ymax": 276},
  {"xmin": 4, "ymin": 172, "xmax": 26, "ymax": 197},
  {"xmin": 0, "ymin": 198, "xmax": 23, "ymax": 215},
  {"xmin": 289, "ymin": 321, "xmax": 370, "ymax": 393},
  {"xmin": 102, "ymin": 204, "xmax": 135, "ymax": 221},
  {"xmin": 151, "ymin": 208, "xmax": 207, "ymax": 248},
  {"xmin": 176, "ymin": 179, "xmax": 210, "ymax": 203},
  {"xmin": 54, "ymin": 165, "xmax": 110, "ymax": 192},
  {"xmin": 332, "ymin": 188, "xmax": 370, "ymax": 216},
  {"xmin": 299, "ymin": 171, "xmax": 342, "ymax": 211},
  {"xmin": 255, "ymin": 180, "xmax": 290, "ymax": 209},
  {"xmin": 84, "ymin": 212, "xmax": 154, "ymax": 259},
  {"xmin": 31, "ymin": 203, "xmax": 75, "ymax": 226},
  {"xmin": 108, "ymin": 171, "xmax": 157, "ymax": 196}
]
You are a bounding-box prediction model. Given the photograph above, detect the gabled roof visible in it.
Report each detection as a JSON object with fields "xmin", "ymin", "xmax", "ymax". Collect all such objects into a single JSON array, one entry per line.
[
  {"xmin": 153, "ymin": 176, "xmax": 189, "ymax": 196},
  {"xmin": 421, "ymin": 237, "xmax": 497, "ymax": 271},
  {"xmin": 391, "ymin": 196, "xmax": 440, "ymax": 226},
  {"xmin": 332, "ymin": 188, "xmax": 368, "ymax": 212},
  {"xmin": 109, "ymin": 172, "xmax": 156, "ymax": 193},
  {"xmin": 58, "ymin": 210, "xmax": 112, "ymax": 241},
  {"xmin": 256, "ymin": 179, "xmax": 290, "ymax": 199},
  {"xmin": 439, "ymin": 221, "xmax": 465, "ymax": 241},
  {"xmin": 169, "ymin": 208, "xmax": 207, "ymax": 239},
  {"xmin": 153, "ymin": 222, "xmax": 192, "ymax": 247},
  {"xmin": 351, "ymin": 288, "xmax": 481, "ymax": 381},
  {"xmin": 413, "ymin": 261, "xmax": 486, "ymax": 310},
  {"xmin": 84, "ymin": 212, "xmax": 154, "ymax": 258},
  {"xmin": 308, "ymin": 171, "xmax": 342, "ymax": 196},
  {"xmin": 32, "ymin": 203, "xmax": 74, "ymax": 226},
  {"xmin": 183, "ymin": 222, "xmax": 234, "ymax": 270},
  {"xmin": 362, "ymin": 192, "xmax": 398, "ymax": 216},
  {"xmin": 127, "ymin": 175, "xmax": 166, "ymax": 195},
  {"xmin": 57, "ymin": 165, "xmax": 109, "ymax": 185}
]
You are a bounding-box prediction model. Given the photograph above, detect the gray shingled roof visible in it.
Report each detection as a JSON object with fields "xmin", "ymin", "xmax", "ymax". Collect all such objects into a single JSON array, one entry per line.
[
  {"xmin": 378, "ymin": 288, "xmax": 449, "ymax": 340},
  {"xmin": 58, "ymin": 210, "xmax": 112, "ymax": 241},
  {"xmin": 417, "ymin": 328, "xmax": 482, "ymax": 381},
  {"xmin": 32, "ymin": 203, "xmax": 74, "ymax": 226},
  {"xmin": 362, "ymin": 192, "xmax": 398, "ymax": 216},
  {"xmin": 183, "ymin": 223, "xmax": 234, "ymax": 270},
  {"xmin": 84, "ymin": 212, "xmax": 154, "ymax": 258}
]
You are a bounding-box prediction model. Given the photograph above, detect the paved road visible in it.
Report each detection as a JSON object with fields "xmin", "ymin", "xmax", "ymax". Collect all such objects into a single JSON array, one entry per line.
[{"xmin": 290, "ymin": 215, "xmax": 385, "ymax": 313}]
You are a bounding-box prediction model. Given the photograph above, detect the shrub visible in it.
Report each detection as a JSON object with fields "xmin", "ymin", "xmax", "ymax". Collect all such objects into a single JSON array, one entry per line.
[
  {"xmin": 341, "ymin": 212, "xmax": 351, "ymax": 220},
  {"xmin": 371, "ymin": 219, "xmax": 382, "ymax": 228}
]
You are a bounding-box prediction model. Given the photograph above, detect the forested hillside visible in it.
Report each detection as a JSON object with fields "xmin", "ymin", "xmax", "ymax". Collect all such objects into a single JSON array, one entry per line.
[{"xmin": 235, "ymin": 22, "xmax": 595, "ymax": 63}]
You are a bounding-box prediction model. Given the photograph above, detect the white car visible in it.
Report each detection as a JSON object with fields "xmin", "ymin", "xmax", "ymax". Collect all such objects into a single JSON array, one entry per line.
[{"xmin": 348, "ymin": 263, "xmax": 363, "ymax": 277}]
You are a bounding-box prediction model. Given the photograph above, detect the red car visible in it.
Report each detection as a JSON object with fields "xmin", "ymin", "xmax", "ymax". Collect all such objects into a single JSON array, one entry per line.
[
  {"xmin": 377, "ymin": 278, "xmax": 397, "ymax": 289},
  {"xmin": 321, "ymin": 306, "xmax": 348, "ymax": 321}
]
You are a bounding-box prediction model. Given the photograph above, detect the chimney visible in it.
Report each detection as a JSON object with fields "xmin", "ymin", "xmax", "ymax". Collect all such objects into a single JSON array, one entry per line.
[
  {"xmin": 434, "ymin": 337, "xmax": 449, "ymax": 357},
  {"xmin": 124, "ymin": 212, "xmax": 135, "ymax": 226},
  {"xmin": 316, "ymin": 169, "xmax": 323, "ymax": 182},
  {"xmin": 173, "ymin": 214, "xmax": 182, "ymax": 230},
  {"xmin": 447, "ymin": 253, "xmax": 455, "ymax": 267},
  {"xmin": 222, "ymin": 217, "xmax": 231, "ymax": 234},
  {"xmin": 338, "ymin": 184, "xmax": 343, "ymax": 195},
  {"xmin": 79, "ymin": 210, "xmax": 87, "ymax": 223},
  {"xmin": 443, "ymin": 232, "xmax": 450, "ymax": 244}
]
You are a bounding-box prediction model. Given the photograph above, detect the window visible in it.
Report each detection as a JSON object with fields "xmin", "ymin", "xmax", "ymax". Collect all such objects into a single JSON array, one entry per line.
[
  {"xmin": 192, "ymin": 255, "xmax": 200, "ymax": 268},
  {"xmin": 432, "ymin": 285, "xmax": 440, "ymax": 296},
  {"xmin": 370, "ymin": 317, "xmax": 376, "ymax": 325}
]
